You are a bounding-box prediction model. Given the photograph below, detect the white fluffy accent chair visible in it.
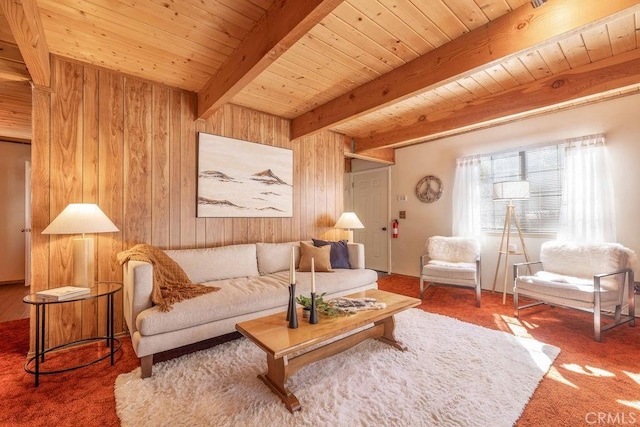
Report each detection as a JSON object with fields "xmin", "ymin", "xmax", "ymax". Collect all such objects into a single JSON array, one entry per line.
[
  {"xmin": 514, "ymin": 241, "xmax": 636, "ymax": 341},
  {"xmin": 419, "ymin": 236, "xmax": 482, "ymax": 307}
]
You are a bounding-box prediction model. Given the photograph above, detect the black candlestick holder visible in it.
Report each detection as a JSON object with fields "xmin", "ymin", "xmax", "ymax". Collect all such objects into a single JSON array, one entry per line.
[
  {"xmin": 309, "ymin": 292, "xmax": 318, "ymax": 324},
  {"xmin": 286, "ymin": 284, "xmax": 293, "ymax": 321},
  {"xmin": 287, "ymin": 283, "xmax": 298, "ymax": 329}
]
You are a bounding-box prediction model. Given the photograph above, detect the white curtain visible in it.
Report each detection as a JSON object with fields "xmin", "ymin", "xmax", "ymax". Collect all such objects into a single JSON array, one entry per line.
[
  {"xmin": 452, "ymin": 155, "xmax": 481, "ymax": 238},
  {"xmin": 558, "ymin": 134, "xmax": 616, "ymax": 243}
]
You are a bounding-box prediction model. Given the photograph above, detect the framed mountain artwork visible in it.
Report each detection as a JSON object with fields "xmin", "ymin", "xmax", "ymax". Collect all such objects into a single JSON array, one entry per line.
[{"xmin": 197, "ymin": 133, "xmax": 293, "ymax": 218}]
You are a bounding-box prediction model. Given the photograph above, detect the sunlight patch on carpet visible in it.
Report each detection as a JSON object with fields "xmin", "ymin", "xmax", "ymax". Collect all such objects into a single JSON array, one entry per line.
[
  {"xmin": 562, "ymin": 364, "xmax": 615, "ymax": 377},
  {"xmin": 623, "ymin": 370, "xmax": 640, "ymax": 385},
  {"xmin": 546, "ymin": 365, "xmax": 579, "ymax": 389},
  {"xmin": 115, "ymin": 308, "xmax": 560, "ymax": 427},
  {"xmin": 618, "ymin": 400, "xmax": 640, "ymax": 410}
]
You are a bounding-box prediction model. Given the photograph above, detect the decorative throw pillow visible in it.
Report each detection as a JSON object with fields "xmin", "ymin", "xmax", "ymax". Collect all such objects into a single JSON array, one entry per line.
[
  {"xmin": 298, "ymin": 242, "xmax": 333, "ymax": 272},
  {"xmin": 312, "ymin": 238, "xmax": 351, "ymax": 269}
]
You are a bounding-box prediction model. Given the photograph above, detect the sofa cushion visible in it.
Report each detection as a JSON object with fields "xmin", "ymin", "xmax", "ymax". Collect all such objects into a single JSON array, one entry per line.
[
  {"xmin": 165, "ymin": 244, "xmax": 259, "ymax": 283},
  {"xmin": 136, "ymin": 268, "xmax": 379, "ymax": 336},
  {"xmin": 312, "ymin": 239, "xmax": 351, "ymax": 269},
  {"xmin": 298, "ymin": 242, "xmax": 332, "ymax": 272},
  {"xmin": 540, "ymin": 241, "xmax": 627, "ymax": 279},
  {"xmin": 256, "ymin": 242, "xmax": 299, "ymax": 275}
]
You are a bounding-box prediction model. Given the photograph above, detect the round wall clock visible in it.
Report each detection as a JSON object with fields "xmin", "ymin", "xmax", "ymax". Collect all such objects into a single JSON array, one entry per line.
[{"xmin": 415, "ymin": 175, "xmax": 443, "ymax": 203}]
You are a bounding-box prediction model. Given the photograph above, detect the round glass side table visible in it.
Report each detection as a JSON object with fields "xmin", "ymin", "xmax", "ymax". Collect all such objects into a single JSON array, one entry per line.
[{"xmin": 23, "ymin": 281, "xmax": 122, "ymax": 386}]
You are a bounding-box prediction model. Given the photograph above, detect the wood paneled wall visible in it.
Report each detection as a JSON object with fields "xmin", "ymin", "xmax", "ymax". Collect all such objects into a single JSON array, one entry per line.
[{"xmin": 31, "ymin": 56, "xmax": 345, "ymax": 350}]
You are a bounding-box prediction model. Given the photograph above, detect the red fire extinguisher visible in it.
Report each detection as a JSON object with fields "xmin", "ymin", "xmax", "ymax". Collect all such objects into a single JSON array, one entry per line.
[{"xmin": 392, "ymin": 219, "xmax": 399, "ymax": 238}]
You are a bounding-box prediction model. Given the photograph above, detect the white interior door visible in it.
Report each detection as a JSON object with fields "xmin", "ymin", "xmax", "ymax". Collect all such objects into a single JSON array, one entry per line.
[{"xmin": 352, "ymin": 168, "xmax": 389, "ymax": 271}]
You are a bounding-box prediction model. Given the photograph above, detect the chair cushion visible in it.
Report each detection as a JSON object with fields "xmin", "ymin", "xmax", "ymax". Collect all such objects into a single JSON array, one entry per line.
[
  {"xmin": 515, "ymin": 274, "xmax": 621, "ymax": 304},
  {"xmin": 427, "ymin": 236, "xmax": 479, "ymax": 263},
  {"xmin": 422, "ymin": 260, "xmax": 477, "ymax": 282},
  {"xmin": 534, "ymin": 271, "xmax": 618, "ymax": 291}
]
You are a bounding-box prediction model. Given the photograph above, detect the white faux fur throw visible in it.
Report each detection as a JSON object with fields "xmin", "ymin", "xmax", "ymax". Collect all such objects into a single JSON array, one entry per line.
[
  {"xmin": 427, "ymin": 236, "xmax": 480, "ymax": 263},
  {"xmin": 540, "ymin": 241, "xmax": 637, "ymax": 279}
]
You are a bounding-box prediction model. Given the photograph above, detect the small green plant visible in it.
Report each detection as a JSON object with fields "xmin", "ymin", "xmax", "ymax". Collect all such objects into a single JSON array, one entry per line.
[{"xmin": 295, "ymin": 292, "xmax": 341, "ymax": 317}]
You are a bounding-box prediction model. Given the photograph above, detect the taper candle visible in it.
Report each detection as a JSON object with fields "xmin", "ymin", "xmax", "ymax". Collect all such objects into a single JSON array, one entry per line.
[
  {"xmin": 311, "ymin": 257, "xmax": 316, "ymax": 293},
  {"xmin": 290, "ymin": 246, "xmax": 295, "ymax": 284}
]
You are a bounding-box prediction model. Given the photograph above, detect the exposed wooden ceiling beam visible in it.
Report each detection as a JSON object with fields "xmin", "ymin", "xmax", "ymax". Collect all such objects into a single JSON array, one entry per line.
[
  {"xmin": 0, "ymin": 0, "xmax": 50, "ymax": 87},
  {"xmin": 197, "ymin": 0, "xmax": 345, "ymax": 120},
  {"xmin": 354, "ymin": 48, "xmax": 640, "ymax": 151},
  {"xmin": 291, "ymin": 0, "xmax": 640, "ymax": 141},
  {"xmin": 342, "ymin": 139, "xmax": 394, "ymax": 164}
]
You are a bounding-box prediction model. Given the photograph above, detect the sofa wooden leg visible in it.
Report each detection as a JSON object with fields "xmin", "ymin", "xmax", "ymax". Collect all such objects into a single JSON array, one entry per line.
[{"xmin": 140, "ymin": 355, "xmax": 153, "ymax": 378}]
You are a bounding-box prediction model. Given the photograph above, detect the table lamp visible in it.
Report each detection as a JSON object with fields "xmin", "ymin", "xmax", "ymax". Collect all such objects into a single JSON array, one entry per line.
[
  {"xmin": 334, "ymin": 212, "xmax": 364, "ymax": 243},
  {"xmin": 42, "ymin": 203, "xmax": 119, "ymax": 287}
]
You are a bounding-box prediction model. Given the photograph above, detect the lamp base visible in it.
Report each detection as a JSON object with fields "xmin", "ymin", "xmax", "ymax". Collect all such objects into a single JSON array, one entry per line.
[
  {"xmin": 72, "ymin": 237, "xmax": 95, "ymax": 287},
  {"xmin": 345, "ymin": 230, "xmax": 354, "ymax": 243}
]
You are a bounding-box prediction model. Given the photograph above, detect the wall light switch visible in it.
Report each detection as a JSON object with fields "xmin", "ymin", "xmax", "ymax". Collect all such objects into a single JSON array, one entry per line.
[
  {"xmin": 399, "ymin": 211, "xmax": 406, "ymax": 219},
  {"xmin": 398, "ymin": 195, "xmax": 408, "ymax": 202}
]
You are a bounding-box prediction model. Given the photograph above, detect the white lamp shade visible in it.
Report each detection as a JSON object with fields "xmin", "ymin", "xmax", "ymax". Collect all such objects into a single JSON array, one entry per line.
[
  {"xmin": 492, "ymin": 181, "xmax": 530, "ymax": 200},
  {"xmin": 42, "ymin": 203, "xmax": 119, "ymax": 235},
  {"xmin": 334, "ymin": 212, "xmax": 365, "ymax": 229}
]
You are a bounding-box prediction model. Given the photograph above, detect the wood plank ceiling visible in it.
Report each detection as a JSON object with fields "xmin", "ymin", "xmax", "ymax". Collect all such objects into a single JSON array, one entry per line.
[
  {"xmin": 0, "ymin": 2, "xmax": 31, "ymax": 144},
  {"xmin": 1, "ymin": 0, "xmax": 640, "ymax": 162}
]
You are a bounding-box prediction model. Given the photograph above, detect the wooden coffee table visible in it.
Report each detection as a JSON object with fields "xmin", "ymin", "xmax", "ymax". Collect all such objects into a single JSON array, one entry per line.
[{"xmin": 235, "ymin": 289, "xmax": 421, "ymax": 412}]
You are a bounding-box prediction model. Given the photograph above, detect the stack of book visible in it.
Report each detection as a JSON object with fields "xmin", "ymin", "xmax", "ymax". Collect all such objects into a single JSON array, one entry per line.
[{"xmin": 36, "ymin": 286, "xmax": 91, "ymax": 301}]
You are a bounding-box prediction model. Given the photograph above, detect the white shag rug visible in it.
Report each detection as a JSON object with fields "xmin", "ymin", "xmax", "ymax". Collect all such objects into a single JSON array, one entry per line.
[{"xmin": 115, "ymin": 308, "xmax": 559, "ymax": 427}]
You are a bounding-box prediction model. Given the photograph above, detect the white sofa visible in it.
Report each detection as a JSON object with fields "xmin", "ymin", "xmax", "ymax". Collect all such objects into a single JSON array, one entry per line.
[
  {"xmin": 514, "ymin": 241, "xmax": 636, "ymax": 341},
  {"xmin": 122, "ymin": 241, "xmax": 378, "ymax": 377}
]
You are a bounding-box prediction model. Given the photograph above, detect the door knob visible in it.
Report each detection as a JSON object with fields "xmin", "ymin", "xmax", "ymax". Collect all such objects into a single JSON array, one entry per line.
[{"xmin": 21, "ymin": 228, "xmax": 31, "ymax": 232}]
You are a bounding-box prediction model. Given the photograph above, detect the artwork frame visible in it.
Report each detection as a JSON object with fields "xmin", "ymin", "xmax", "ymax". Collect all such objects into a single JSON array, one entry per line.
[{"xmin": 197, "ymin": 132, "xmax": 293, "ymax": 218}]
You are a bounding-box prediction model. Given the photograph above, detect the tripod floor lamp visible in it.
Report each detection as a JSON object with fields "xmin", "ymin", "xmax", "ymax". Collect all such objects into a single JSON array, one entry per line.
[{"xmin": 491, "ymin": 181, "xmax": 531, "ymax": 304}]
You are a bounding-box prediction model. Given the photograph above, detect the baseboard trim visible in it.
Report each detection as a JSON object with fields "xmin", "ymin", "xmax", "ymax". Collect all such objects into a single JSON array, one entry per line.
[{"xmin": 0, "ymin": 280, "xmax": 26, "ymax": 286}]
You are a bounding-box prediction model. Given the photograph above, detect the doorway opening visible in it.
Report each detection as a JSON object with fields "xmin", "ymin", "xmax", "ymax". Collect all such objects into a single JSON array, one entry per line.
[{"xmin": 0, "ymin": 141, "xmax": 31, "ymax": 323}]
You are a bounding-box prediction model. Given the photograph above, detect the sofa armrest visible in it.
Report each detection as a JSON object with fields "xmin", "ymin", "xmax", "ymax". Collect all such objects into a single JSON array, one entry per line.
[
  {"xmin": 514, "ymin": 260, "xmax": 542, "ymax": 278},
  {"xmin": 122, "ymin": 260, "xmax": 154, "ymax": 335},
  {"xmin": 347, "ymin": 242, "xmax": 366, "ymax": 269},
  {"xmin": 593, "ymin": 268, "xmax": 633, "ymax": 293},
  {"xmin": 420, "ymin": 253, "xmax": 429, "ymax": 266},
  {"xmin": 594, "ymin": 268, "xmax": 631, "ymax": 280}
]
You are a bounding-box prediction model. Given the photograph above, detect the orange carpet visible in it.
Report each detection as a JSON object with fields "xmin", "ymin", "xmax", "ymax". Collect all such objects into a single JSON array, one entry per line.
[
  {"xmin": 381, "ymin": 275, "xmax": 640, "ymax": 427},
  {"xmin": 0, "ymin": 274, "xmax": 638, "ymax": 426}
]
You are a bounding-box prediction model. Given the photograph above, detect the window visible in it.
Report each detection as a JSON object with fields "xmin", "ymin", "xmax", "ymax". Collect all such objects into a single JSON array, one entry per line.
[{"xmin": 480, "ymin": 144, "xmax": 564, "ymax": 233}]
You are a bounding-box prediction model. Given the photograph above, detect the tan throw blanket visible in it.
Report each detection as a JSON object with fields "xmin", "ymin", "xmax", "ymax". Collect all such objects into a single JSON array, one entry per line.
[{"xmin": 117, "ymin": 244, "xmax": 219, "ymax": 312}]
